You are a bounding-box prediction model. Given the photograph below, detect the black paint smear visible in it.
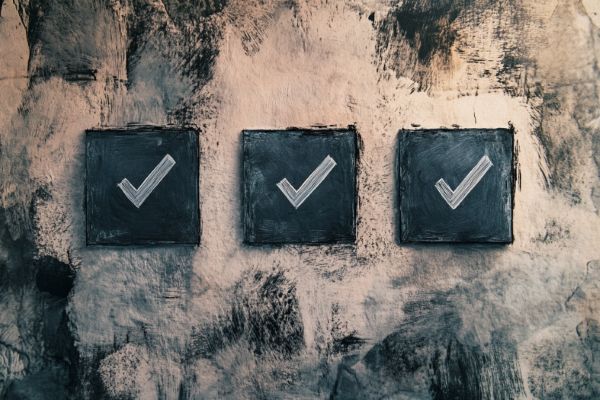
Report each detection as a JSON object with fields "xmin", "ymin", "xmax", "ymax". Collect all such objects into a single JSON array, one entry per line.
[
  {"xmin": 497, "ymin": 49, "xmax": 531, "ymax": 96},
  {"xmin": 161, "ymin": 0, "xmax": 228, "ymax": 20},
  {"xmin": 43, "ymin": 299, "xmax": 76, "ymax": 361},
  {"xmin": 375, "ymin": 0, "xmax": 528, "ymax": 90},
  {"xmin": 5, "ymin": 365, "xmax": 71, "ymax": 400},
  {"xmin": 533, "ymin": 219, "xmax": 571, "ymax": 244},
  {"xmin": 492, "ymin": 0, "xmax": 531, "ymax": 96},
  {"xmin": 531, "ymin": 86, "xmax": 585, "ymax": 204},
  {"xmin": 381, "ymin": 0, "xmax": 465, "ymax": 65},
  {"xmin": 364, "ymin": 294, "xmax": 462, "ymax": 378},
  {"xmin": 430, "ymin": 331, "xmax": 524, "ymax": 400},
  {"xmin": 375, "ymin": 0, "xmax": 477, "ymax": 88},
  {"xmin": 42, "ymin": 298, "xmax": 79, "ymax": 400},
  {"xmin": 577, "ymin": 318, "xmax": 600, "ymax": 396},
  {"xmin": 527, "ymin": 319, "xmax": 600, "ymax": 400},
  {"xmin": 0, "ymin": 208, "xmax": 36, "ymax": 288},
  {"xmin": 19, "ymin": 0, "xmax": 225, "ymax": 96},
  {"xmin": 35, "ymin": 256, "xmax": 75, "ymax": 297},
  {"xmin": 0, "ymin": 201, "xmax": 79, "ymax": 399},
  {"xmin": 126, "ymin": 0, "xmax": 223, "ymax": 123},
  {"xmin": 502, "ymin": 1, "xmax": 598, "ymax": 204},
  {"xmin": 358, "ymin": 293, "xmax": 525, "ymax": 399},
  {"xmin": 0, "ymin": 188, "xmax": 60, "ymax": 288},
  {"xmin": 21, "ymin": 0, "xmax": 115, "ymax": 81},
  {"xmin": 330, "ymin": 364, "xmax": 362, "ymax": 400},
  {"xmin": 241, "ymin": 270, "xmax": 304, "ymax": 355},
  {"xmin": 70, "ymin": 349, "xmax": 111, "ymax": 400},
  {"xmin": 327, "ymin": 303, "xmax": 367, "ymax": 356},
  {"xmin": 188, "ymin": 270, "xmax": 304, "ymax": 359},
  {"xmin": 331, "ymin": 334, "xmax": 367, "ymax": 355}
]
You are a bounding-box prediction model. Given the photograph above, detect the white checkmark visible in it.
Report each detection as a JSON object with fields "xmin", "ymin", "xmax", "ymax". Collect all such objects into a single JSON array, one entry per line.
[
  {"xmin": 276, "ymin": 155, "xmax": 337, "ymax": 209},
  {"xmin": 117, "ymin": 154, "xmax": 176, "ymax": 208},
  {"xmin": 434, "ymin": 155, "xmax": 493, "ymax": 210}
]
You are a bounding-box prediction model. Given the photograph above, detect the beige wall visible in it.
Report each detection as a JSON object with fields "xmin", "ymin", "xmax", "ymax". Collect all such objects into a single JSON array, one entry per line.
[{"xmin": 1, "ymin": 0, "xmax": 599, "ymax": 398}]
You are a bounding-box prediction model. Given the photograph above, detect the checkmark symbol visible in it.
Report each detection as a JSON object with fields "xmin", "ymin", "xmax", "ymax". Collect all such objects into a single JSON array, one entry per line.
[
  {"xmin": 117, "ymin": 154, "xmax": 176, "ymax": 208},
  {"xmin": 276, "ymin": 155, "xmax": 337, "ymax": 209},
  {"xmin": 435, "ymin": 155, "xmax": 493, "ymax": 210}
]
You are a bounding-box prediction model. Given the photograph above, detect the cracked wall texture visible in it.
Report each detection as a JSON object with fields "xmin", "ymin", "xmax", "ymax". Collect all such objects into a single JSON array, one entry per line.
[{"xmin": 0, "ymin": 0, "xmax": 599, "ymax": 398}]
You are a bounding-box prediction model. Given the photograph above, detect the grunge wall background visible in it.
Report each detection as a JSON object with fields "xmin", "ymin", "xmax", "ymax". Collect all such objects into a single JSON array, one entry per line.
[{"xmin": 1, "ymin": 0, "xmax": 599, "ymax": 398}]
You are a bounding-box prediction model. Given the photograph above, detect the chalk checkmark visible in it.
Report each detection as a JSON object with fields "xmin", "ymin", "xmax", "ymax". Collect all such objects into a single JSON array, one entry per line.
[
  {"xmin": 435, "ymin": 155, "xmax": 493, "ymax": 210},
  {"xmin": 276, "ymin": 155, "xmax": 337, "ymax": 209},
  {"xmin": 117, "ymin": 154, "xmax": 176, "ymax": 208}
]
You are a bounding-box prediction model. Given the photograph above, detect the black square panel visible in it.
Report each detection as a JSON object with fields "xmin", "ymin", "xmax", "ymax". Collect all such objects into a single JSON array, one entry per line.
[
  {"xmin": 86, "ymin": 127, "xmax": 199, "ymax": 245},
  {"xmin": 243, "ymin": 129, "xmax": 357, "ymax": 244},
  {"xmin": 397, "ymin": 128, "xmax": 514, "ymax": 243}
]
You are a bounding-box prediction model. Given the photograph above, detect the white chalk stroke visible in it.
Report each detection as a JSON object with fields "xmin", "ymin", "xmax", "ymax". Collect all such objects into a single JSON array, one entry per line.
[
  {"xmin": 435, "ymin": 155, "xmax": 493, "ymax": 210},
  {"xmin": 117, "ymin": 154, "xmax": 176, "ymax": 208},
  {"xmin": 277, "ymin": 155, "xmax": 337, "ymax": 209}
]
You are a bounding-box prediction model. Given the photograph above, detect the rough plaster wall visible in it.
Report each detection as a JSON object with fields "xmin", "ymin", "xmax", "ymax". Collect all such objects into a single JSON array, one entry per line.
[{"xmin": 0, "ymin": 0, "xmax": 599, "ymax": 399}]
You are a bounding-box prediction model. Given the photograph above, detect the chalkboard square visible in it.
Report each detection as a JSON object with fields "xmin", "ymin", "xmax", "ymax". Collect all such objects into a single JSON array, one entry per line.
[
  {"xmin": 86, "ymin": 127, "xmax": 199, "ymax": 245},
  {"xmin": 243, "ymin": 129, "xmax": 358, "ymax": 244},
  {"xmin": 397, "ymin": 129, "xmax": 514, "ymax": 243}
]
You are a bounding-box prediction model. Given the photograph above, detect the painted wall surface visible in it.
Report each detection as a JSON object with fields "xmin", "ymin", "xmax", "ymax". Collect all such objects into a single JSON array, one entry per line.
[{"xmin": 0, "ymin": 0, "xmax": 599, "ymax": 398}]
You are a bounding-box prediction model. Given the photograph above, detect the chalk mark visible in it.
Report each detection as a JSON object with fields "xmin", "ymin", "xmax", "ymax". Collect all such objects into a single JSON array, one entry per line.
[
  {"xmin": 435, "ymin": 155, "xmax": 493, "ymax": 210},
  {"xmin": 117, "ymin": 154, "xmax": 176, "ymax": 208},
  {"xmin": 276, "ymin": 155, "xmax": 337, "ymax": 209}
]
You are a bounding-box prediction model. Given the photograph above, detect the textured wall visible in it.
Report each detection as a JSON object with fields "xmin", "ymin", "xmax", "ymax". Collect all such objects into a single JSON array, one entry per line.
[{"xmin": 0, "ymin": 0, "xmax": 599, "ymax": 398}]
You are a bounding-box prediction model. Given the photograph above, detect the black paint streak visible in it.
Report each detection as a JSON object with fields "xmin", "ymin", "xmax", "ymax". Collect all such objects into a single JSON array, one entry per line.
[
  {"xmin": 126, "ymin": 0, "xmax": 224, "ymax": 123},
  {"xmin": 62, "ymin": 69, "xmax": 97, "ymax": 82},
  {"xmin": 381, "ymin": 0, "xmax": 464, "ymax": 65},
  {"xmin": 364, "ymin": 294, "xmax": 462, "ymax": 379},
  {"xmin": 188, "ymin": 270, "xmax": 304, "ymax": 359},
  {"xmin": 0, "ymin": 200, "xmax": 79, "ymax": 399},
  {"xmin": 43, "ymin": 299, "xmax": 76, "ymax": 359},
  {"xmin": 497, "ymin": 50, "xmax": 530, "ymax": 95},
  {"xmin": 5, "ymin": 365, "xmax": 71, "ymax": 400},
  {"xmin": 527, "ymin": 319, "xmax": 600, "ymax": 400},
  {"xmin": 330, "ymin": 364, "xmax": 362, "ymax": 400},
  {"xmin": 0, "ymin": 208, "xmax": 36, "ymax": 288},
  {"xmin": 374, "ymin": 0, "xmax": 475, "ymax": 89},
  {"xmin": 72, "ymin": 350, "xmax": 110, "ymax": 400},
  {"xmin": 161, "ymin": 0, "xmax": 228, "ymax": 20},
  {"xmin": 23, "ymin": 0, "xmax": 113, "ymax": 81},
  {"xmin": 327, "ymin": 303, "xmax": 367, "ymax": 356},
  {"xmin": 375, "ymin": 0, "xmax": 528, "ymax": 91},
  {"xmin": 430, "ymin": 333, "xmax": 524, "ymax": 400},
  {"xmin": 532, "ymin": 84, "xmax": 587, "ymax": 204},
  {"xmin": 526, "ymin": 2, "xmax": 600, "ymax": 204},
  {"xmin": 331, "ymin": 334, "xmax": 367, "ymax": 355},
  {"xmin": 577, "ymin": 318, "xmax": 600, "ymax": 400},
  {"xmin": 235, "ymin": 270, "xmax": 304, "ymax": 356},
  {"xmin": 357, "ymin": 294, "xmax": 525, "ymax": 399}
]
